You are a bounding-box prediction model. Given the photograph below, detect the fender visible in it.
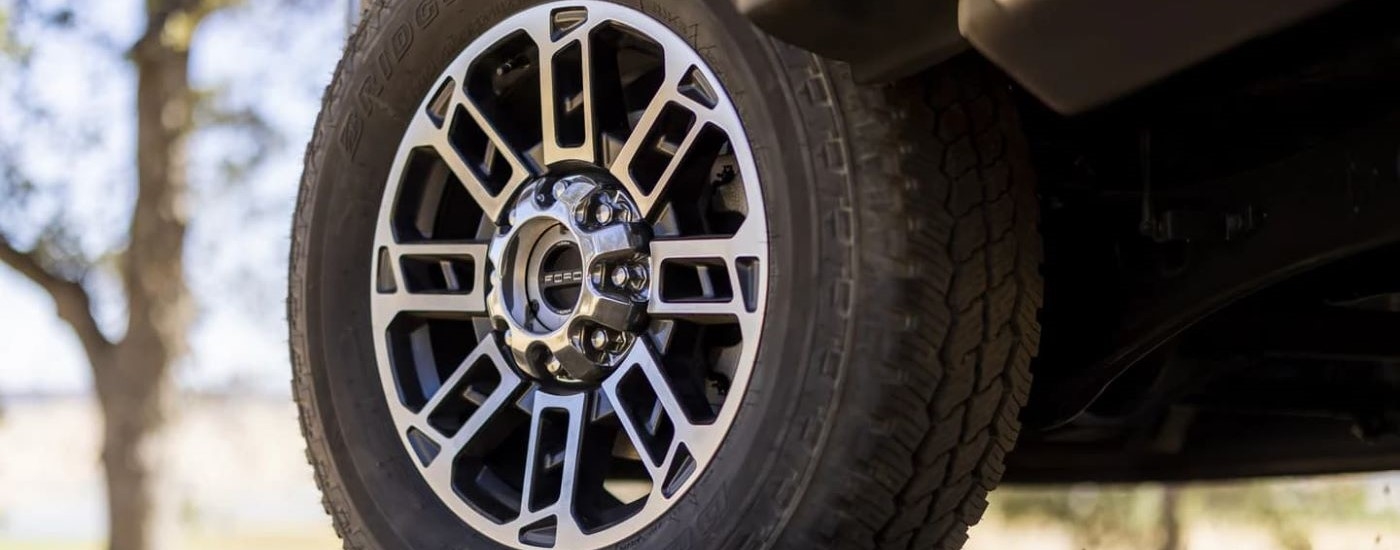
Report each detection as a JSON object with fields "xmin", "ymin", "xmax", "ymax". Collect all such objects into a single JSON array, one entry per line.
[
  {"xmin": 733, "ymin": 0, "xmax": 966, "ymax": 83},
  {"xmin": 736, "ymin": 0, "xmax": 1350, "ymax": 113}
]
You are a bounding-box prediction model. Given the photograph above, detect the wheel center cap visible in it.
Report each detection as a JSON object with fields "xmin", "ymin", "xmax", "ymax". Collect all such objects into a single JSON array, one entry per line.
[
  {"xmin": 485, "ymin": 173, "xmax": 650, "ymax": 385},
  {"xmin": 537, "ymin": 241, "xmax": 583, "ymax": 313}
]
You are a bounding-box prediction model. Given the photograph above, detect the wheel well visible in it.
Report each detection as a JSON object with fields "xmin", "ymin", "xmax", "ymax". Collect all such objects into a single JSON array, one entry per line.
[{"xmin": 1011, "ymin": 0, "xmax": 1400, "ymax": 480}]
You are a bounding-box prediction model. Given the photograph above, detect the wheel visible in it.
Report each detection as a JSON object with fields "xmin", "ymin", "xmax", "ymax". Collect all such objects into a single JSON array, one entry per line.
[{"xmin": 288, "ymin": 0, "xmax": 1042, "ymax": 548}]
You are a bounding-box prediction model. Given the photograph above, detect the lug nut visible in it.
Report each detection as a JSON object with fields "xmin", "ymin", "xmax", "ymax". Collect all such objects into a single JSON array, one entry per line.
[
  {"xmin": 610, "ymin": 265, "xmax": 630, "ymax": 288},
  {"xmin": 547, "ymin": 356, "xmax": 573, "ymax": 380},
  {"xmin": 594, "ymin": 203, "xmax": 615, "ymax": 225},
  {"xmin": 610, "ymin": 263, "xmax": 648, "ymax": 291},
  {"xmin": 589, "ymin": 328, "xmax": 611, "ymax": 352}
]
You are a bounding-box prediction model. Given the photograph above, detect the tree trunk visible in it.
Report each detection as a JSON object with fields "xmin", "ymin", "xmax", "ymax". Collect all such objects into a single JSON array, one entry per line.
[
  {"xmin": 0, "ymin": 2, "xmax": 210, "ymax": 549},
  {"xmin": 95, "ymin": 354, "xmax": 177, "ymax": 550},
  {"xmin": 96, "ymin": 3, "xmax": 196, "ymax": 548}
]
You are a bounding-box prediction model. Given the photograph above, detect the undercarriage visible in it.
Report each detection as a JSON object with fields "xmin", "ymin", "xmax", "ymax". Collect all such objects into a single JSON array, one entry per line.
[{"xmin": 1010, "ymin": 0, "xmax": 1400, "ymax": 481}]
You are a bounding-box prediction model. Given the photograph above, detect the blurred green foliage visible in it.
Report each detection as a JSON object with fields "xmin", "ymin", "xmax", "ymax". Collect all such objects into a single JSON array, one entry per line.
[{"xmin": 1, "ymin": 7, "xmax": 11, "ymax": 55}]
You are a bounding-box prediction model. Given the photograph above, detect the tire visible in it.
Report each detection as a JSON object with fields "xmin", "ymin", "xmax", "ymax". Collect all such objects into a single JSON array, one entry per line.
[{"xmin": 288, "ymin": 0, "xmax": 1042, "ymax": 549}]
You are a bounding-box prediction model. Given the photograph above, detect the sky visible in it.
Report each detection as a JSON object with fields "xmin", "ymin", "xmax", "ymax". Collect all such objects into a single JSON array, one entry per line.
[{"xmin": 0, "ymin": 0, "xmax": 345, "ymax": 396}]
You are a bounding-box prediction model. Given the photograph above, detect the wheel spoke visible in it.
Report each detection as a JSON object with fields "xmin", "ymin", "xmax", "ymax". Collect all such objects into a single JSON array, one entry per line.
[
  {"xmin": 455, "ymin": 96, "xmax": 535, "ymax": 222},
  {"xmin": 638, "ymin": 123, "xmax": 704, "ymax": 217},
  {"xmin": 373, "ymin": 240, "xmax": 490, "ymax": 325},
  {"xmin": 388, "ymin": 240, "xmax": 491, "ymax": 278},
  {"xmin": 372, "ymin": 293, "xmax": 487, "ymax": 326},
  {"xmin": 553, "ymin": 410, "xmax": 588, "ymax": 547},
  {"xmin": 418, "ymin": 335, "xmax": 513, "ymax": 421},
  {"xmin": 391, "ymin": 241, "xmax": 491, "ymax": 257},
  {"xmin": 649, "ymin": 233, "xmax": 762, "ymax": 263},
  {"xmin": 631, "ymin": 342, "xmax": 700, "ymax": 439},
  {"xmin": 524, "ymin": 9, "xmax": 596, "ymax": 166},
  {"xmin": 399, "ymin": 97, "xmax": 484, "ymax": 202},
  {"xmin": 538, "ymin": 35, "xmax": 597, "ymax": 165},
  {"xmin": 517, "ymin": 391, "xmax": 588, "ymax": 542},
  {"xmin": 647, "ymin": 233, "xmax": 765, "ymax": 320},
  {"xmin": 420, "ymin": 337, "xmax": 524, "ymax": 482},
  {"xmin": 400, "ymin": 78, "xmax": 533, "ymax": 224},
  {"xmin": 602, "ymin": 342, "xmax": 702, "ymax": 477},
  {"xmin": 607, "ymin": 57, "xmax": 714, "ymax": 218},
  {"xmin": 601, "ymin": 379, "xmax": 661, "ymax": 481},
  {"xmin": 606, "ymin": 59, "xmax": 698, "ymax": 170}
]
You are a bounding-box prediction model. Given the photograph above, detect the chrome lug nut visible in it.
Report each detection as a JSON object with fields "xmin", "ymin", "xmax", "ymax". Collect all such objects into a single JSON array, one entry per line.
[
  {"xmin": 589, "ymin": 327, "xmax": 611, "ymax": 352},
  {"xmin": 610, "ymin": 265, "xmax": 630, "ymax": 288},
  {"xmin": 548, "ymin": 359, "xmax": 574, "ymax": 381},
  {"xmin": 594, "ymin": 203, "xmax": 615, "ymax": 225},
  {"xmin": 610, "ymin": 262, "xmax": 648, "ymax": 291}
]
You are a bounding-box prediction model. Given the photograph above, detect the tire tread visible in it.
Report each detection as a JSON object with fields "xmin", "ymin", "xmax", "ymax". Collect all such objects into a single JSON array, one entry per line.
[{"xmin": 780, "ymin": 55, "xmax": 1042, "ymax": 550}]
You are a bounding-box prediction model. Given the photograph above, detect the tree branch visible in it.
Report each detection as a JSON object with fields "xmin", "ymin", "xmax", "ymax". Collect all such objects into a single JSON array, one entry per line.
[{"xmin": 0, "ymin": 235, "xmax": 114, "ymax": 361}]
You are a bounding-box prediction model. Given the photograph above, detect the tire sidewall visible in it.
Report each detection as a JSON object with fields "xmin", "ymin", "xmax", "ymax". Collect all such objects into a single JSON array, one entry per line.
[{"xmin": 296, "ymin": 0, "xmax": 845, "ymax": 547}]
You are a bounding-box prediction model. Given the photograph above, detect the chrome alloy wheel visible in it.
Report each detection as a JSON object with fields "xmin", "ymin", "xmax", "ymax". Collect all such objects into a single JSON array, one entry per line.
[{"xmin": 368, "ymin": 2, "xmax": 768, "ymax": 548}]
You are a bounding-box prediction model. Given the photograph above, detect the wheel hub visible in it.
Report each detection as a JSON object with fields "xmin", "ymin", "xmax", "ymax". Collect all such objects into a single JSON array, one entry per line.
[{"xmin": 486, "ymin": 173, "xmax": 649, "ymax": 385}]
